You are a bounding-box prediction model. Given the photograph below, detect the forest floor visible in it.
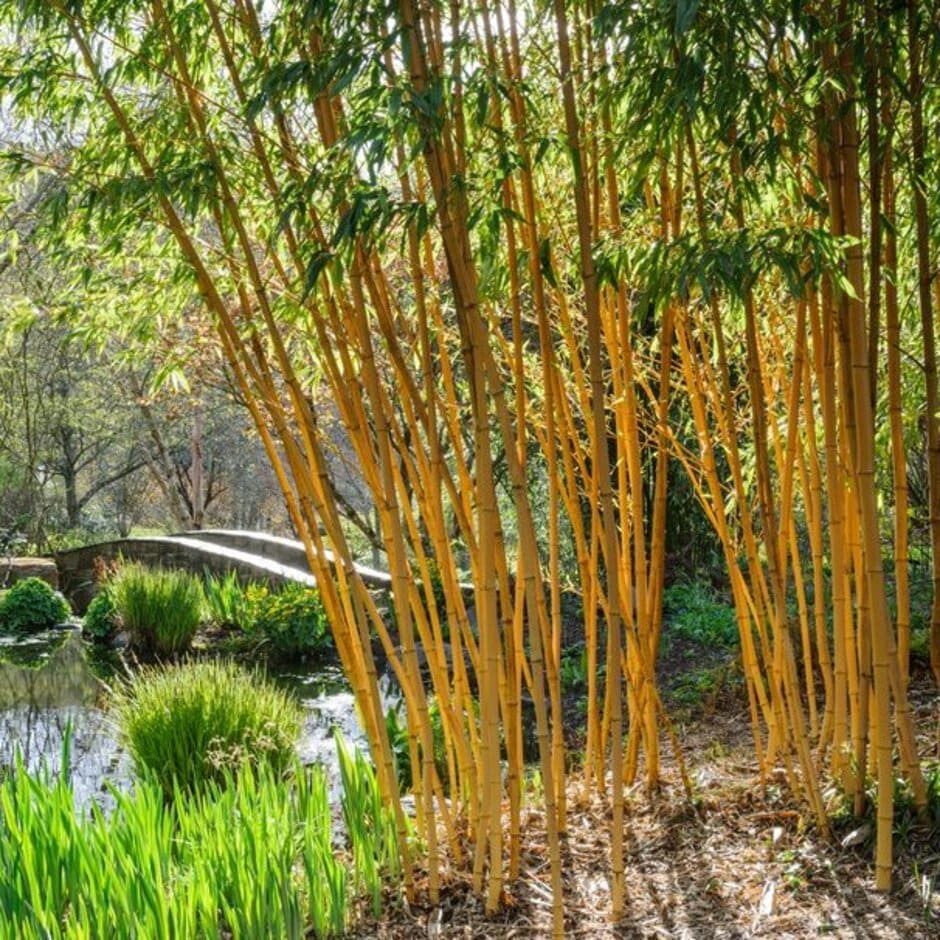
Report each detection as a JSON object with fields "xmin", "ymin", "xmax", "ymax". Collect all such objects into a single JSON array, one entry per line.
[{"xmin": 351, "ymin": 661, "xmax": 940, "ymax": 939}]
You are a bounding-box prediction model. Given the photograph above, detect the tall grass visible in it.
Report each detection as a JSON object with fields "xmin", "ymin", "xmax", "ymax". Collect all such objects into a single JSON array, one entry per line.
[
  {"xmin": 1, "ymin": 758, "xmax": 366, "ymax": 937},
  {"xmin": 202, "ymin": 569, "xmax": 258, "ymax": 631},
  {"xmin": 336, "ymin": 730, "xmax": 404, "ymax": 916},
  {"xmin": 112, "ymin": 659, "xmax": 303, "ymax": 798},
  {"xmin": 110, "ymin": 563, "xmax": 204, "ymax": 655},
  {"xmin": 0, "ymin": 735, "xmax": 400, "ymax": 938}
]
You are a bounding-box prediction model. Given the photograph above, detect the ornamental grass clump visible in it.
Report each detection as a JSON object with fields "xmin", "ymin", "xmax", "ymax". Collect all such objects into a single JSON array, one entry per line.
[
  {"xmin": 113, "ymin": 659, "xmax": 303, "ymax": 798},
  {"xmin": 109, "ymin": 563, "xmax": 204, "ymax": 655}
]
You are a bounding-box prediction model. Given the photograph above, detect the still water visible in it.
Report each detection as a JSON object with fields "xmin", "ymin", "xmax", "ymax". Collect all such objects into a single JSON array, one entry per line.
[{"xmin": 0, "ymin": 630, "xmax": 371, "ymax": 810}]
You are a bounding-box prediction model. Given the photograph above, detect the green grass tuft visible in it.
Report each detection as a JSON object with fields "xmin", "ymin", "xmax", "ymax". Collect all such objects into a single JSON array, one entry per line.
[
  {"xmin": 336, "ymin": 730, "xmax": 404, "ymax": 916},
  {"xmin": 202, "ymin": 569, "xmax": 259, "ymax": 631},
  {"xmin": 113, "ymin": 659, "xmax": 303, "ymax": 798},
  {"xmin": 109, "ymin": 563, "xmax": 204, "ymax": 655}
]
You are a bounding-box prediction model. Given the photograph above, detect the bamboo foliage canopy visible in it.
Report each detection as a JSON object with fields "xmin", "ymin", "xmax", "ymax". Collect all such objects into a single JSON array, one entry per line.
[{"xmin": 2, "ymin": 0, "xmax": 939, "ymax": 932}]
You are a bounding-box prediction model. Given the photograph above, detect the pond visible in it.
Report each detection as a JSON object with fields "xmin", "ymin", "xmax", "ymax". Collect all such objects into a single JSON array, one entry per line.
[{"xmin": 0, "ymin": 629, "xmax": 373, "ymax": 810}]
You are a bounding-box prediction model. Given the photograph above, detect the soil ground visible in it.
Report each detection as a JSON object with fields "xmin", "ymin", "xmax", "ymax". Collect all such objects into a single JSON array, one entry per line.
[{"xmin": 350, "ymin": 662, "xmax": 940, "ymax": 939}]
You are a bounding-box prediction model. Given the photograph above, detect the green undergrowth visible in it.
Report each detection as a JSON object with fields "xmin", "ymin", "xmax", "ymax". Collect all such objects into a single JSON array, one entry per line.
[
  {"xmin": 0, "ymin": 734, "xmax": 400, "ymax": 939},
  {"xmin": 661, "ymin": 580, "xmax": 738, "ymax": 650},
  {"xmin": 202, "ymin": 572, "xmax": 332, "ymax": 659},
  {"xmin": 243, "ymin": 582, "xmax": 331, "ymax": 658},
  {"xmin": 384, "ymin": 694, "xmax": 450, "ymax": 794},
  {"xmin": 202, "ymin": 569, "xmax": 256, "ymax": 631},
  {"xmin": 658, "ymin": 580, "xmax": 741, "ymax": 715},
  {"xmin": 560, "ymin": 646, "xmax": 589, "ymax": 694},
  {"xmin": 83, "ymin": 565, "xmax": 334, "ymax": 661},
  {"xmin": 909, "ymin": 626, "xmax": 930, "ymax": 662},
  {"xmin": 828, "ymin": 761, "xmax": 940, "ymax": 852},
  {"xmin": 669, "ymin": 660, "xmax": 743, "ymax": 712}
]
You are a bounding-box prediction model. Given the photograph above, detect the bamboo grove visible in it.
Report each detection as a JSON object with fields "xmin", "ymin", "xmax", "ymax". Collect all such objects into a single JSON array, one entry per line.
[{"xmin": 1, "ymin": 0, "xmax": 939, "ymax": 932}]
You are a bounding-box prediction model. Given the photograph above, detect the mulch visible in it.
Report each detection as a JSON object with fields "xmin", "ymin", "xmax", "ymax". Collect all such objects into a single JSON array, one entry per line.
[{"xmin": 348, "ymin": 672, "xmax": 940, "ymax": 939}]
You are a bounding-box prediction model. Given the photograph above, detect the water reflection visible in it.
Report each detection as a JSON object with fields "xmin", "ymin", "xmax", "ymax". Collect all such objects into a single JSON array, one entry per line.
[
  {"xmin": 0, "ymin": 634, "xmax": 370, "ymax": 809},
  {"xmin": 271, "ymin": 663, "xmax": 372, "ymax": 798},
  {"xmin": 0, "ymin": 631, "xmax": 128, "ymax": 810}
]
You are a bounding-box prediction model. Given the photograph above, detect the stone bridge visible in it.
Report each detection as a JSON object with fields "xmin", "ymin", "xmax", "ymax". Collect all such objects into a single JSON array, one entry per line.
[{"xmin": 54, "ymin": 529, "xmax": 394, "ymax": 612}]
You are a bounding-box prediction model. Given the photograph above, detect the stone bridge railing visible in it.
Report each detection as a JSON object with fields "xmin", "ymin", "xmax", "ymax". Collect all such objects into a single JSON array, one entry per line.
[{"xmin": 53, "ymin": 530, "xmax": 393, "ymax": 612}]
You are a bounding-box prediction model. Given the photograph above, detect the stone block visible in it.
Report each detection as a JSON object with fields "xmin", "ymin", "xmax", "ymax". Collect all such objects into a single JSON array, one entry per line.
[{"xmin": 2, "ymin": 558, "xmax": 59, "ymax": 590}]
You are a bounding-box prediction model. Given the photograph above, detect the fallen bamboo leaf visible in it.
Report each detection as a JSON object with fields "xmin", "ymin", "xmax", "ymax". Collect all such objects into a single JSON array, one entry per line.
[
  {"xmin": 841, "ymin": 823, "xmax": 872, "ymax": 848},
  {"xmin": 758, "ymin": 878, "xmax": 776, "ymax": 917}
]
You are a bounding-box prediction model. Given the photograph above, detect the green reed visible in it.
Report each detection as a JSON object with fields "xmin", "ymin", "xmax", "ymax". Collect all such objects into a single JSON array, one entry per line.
[{"xmin": 0, "ymin": 732, "xmax": 401, "ymax": 938}]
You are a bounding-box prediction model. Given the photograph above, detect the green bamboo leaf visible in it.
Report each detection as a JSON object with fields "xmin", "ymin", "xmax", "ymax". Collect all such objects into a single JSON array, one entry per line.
[
  {"xmin": 539, "ymin": 237, "xmax": 558, "ymax": 289},
  {"xmin": 303, "ymin": 250, "xmax": 334, "ymax": 300},
  {"xmin": 675, "ymin": 0, "xmax": 701, "ymax": 36}
]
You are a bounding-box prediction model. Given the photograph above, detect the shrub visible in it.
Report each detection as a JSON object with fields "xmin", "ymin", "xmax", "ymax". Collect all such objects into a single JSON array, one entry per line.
[
  {"xmin": 83, "ymin": 588, "xmax": 118, "ymax": 640},
  {"xmin": 0, "ymin": 577, "xmax": 71, "ymax": 634},
  {"xmin": 110, "ymin": 563, "xmax": 204, "ymax": 655},
  {"xmin": 559, "ymin": 645, "xmax": 589, "ymax": 693},
  {"xmin": 670, "ymin": 663, "xmax": 737, "ymax": 711},
  {"xmin": 909, "ymin": 626, "xmax": 929, "ymax": 661},
  {"xmin": 246, "ymin": 582, "xmax": 331, "ymax": 657},
  {"xmin": 113, "ymin": 659, "xmax": 303, "ymax": 798}
]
